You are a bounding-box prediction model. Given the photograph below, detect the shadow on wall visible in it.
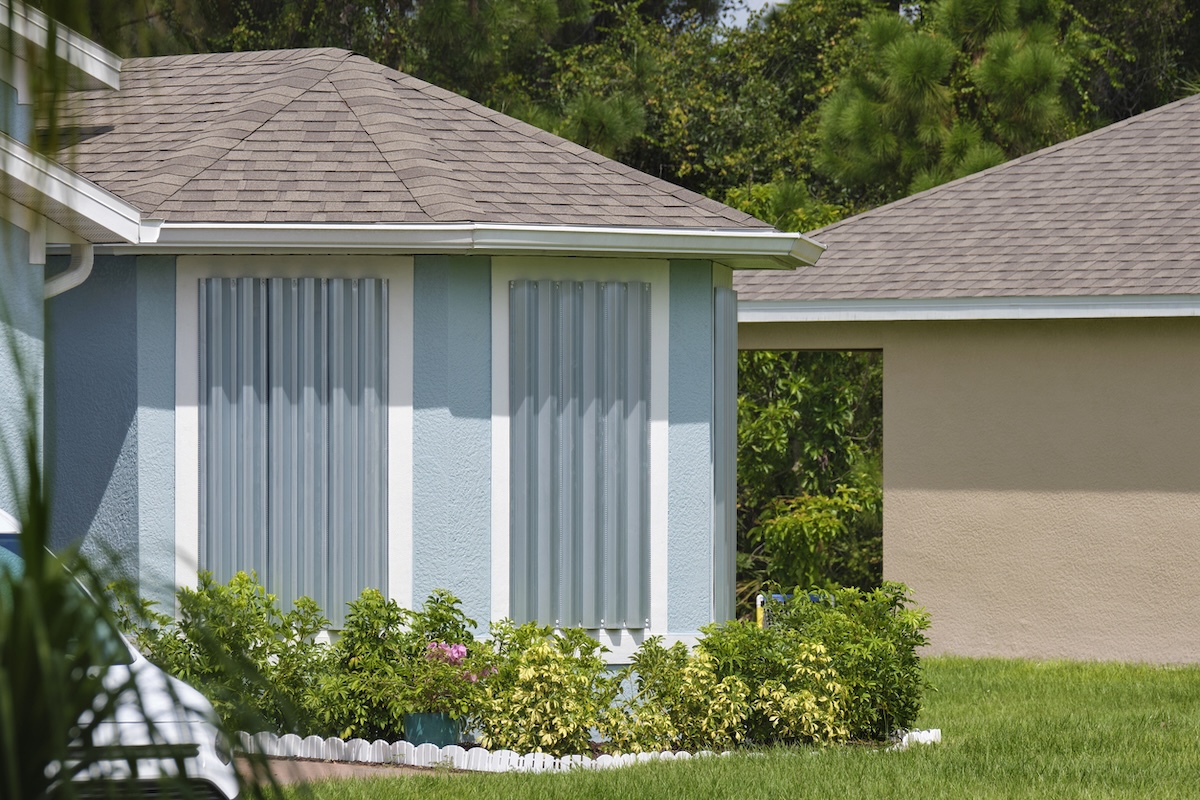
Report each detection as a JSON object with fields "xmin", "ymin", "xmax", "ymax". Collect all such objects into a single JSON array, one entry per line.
[{"xmin": 44, "ymin": 255, "xmax": 141, "ymax": 555}]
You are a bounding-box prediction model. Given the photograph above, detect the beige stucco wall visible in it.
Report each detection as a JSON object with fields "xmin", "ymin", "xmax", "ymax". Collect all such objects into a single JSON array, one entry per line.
[{"xmin": 741, "ymin": 317, "xmax": 1200, "ymax": 663}]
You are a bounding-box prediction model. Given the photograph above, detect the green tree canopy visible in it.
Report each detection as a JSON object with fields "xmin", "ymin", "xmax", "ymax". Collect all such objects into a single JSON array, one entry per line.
[{"xmin": 815, "ymin": 0, "xmax": 1200, "ymax": 205}]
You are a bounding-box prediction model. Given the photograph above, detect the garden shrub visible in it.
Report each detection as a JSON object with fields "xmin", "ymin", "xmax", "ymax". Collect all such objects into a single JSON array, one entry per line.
[
  {"xmin": 309, "ymin": 587, "xmax": 488, "ymax": 740},
  {"xmin": 694, "ymin": 621, "xmax": 847, "ymax": 745},
  {"xmin": 113, "ymin": 570, "xmax": 330, "ymax": 734},
  {"xmin": 117, "ymin": 571, "xmax": 930, "ymax": 751},
  {"xmin": 607, "ymin": 637, "xmax": 751, "ymax": 753},
  {"xmin": 474, "ymin": 621, "xmax": 618, "ymax": 757},
  {"xmin": 309, "ymin": 587, "xmax": 408, "ymax": 740},
  {"xmin": 766, "ymin": 581, "xmax": 931, "ymax": 740}
]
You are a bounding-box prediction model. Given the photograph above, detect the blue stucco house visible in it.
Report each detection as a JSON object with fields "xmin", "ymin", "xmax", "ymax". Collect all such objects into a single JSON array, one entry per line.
[{"xmin": 0, "ymin": 5, "xmax": 822, "ymax": 658}]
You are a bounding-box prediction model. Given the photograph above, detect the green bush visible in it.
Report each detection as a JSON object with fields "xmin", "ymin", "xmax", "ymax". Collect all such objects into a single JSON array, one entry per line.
[
  {"xmin": 696, "ymin": 622, "xmax": 847, "ymax": 745},
  {"xmin": 766, "ymin": 582, "xmax": 931, "ymax": 740},
  {"xmin": 607, "ymin": 637, "xmax": 751, "ymax": 752},
  {"xmin": 312, "ymin": 588, "xmax": 489, "ymax": 740},
  {"xmin": 118, "ymin": 572, "xmax": 930, "ymax": 750},
  {"xmin": 308, "ymin": 587, "xmax": 407, "ymax": 740},
  {"xmin": 114, "ymin": 570, "xmax": 330, "ymax": 734},
  {"xmin": 474, "ymin": 621, "xmax": 618, "ymax": 757}
]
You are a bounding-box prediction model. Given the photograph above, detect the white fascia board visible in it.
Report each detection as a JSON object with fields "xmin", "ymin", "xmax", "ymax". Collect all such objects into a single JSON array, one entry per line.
[
  {"xmin": 1, "ymin": 134, "xmax": 141, "ymax": 243},
  {"xmin": 0, "ymin": 0, "xmax": 121, "ymax": 89},
  {"xmin": 738, "ymin": 294, "xmax": 1200, "ymax": 323},
  {"xmin": 124, "ymin": 222, "xmax": 825, "ymax": 269}
]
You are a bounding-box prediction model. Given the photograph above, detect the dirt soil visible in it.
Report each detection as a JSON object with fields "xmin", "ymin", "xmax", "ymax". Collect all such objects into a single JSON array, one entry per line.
[{"xmin": 236, "ymin": 755, "xmax": 462, "ymax": 785}]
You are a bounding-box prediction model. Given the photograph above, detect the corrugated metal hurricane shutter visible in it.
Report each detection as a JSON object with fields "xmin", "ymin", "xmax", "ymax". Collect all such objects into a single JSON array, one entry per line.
[
  {"xmin": 510, "ymin": 279, "xmax": 650, "ymax": 629},
  {"xmin": 199, "ymin": 277, "xmax": 387, "ymax": 627},
  {"xmin": 712, "ymin": 286, "xmax": 738, "ymax": 622}
]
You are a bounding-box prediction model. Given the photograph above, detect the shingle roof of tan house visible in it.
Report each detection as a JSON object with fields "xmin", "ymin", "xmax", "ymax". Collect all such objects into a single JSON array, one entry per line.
[
  {"xmin": 58, "ymin": 48, "xmax": 770, "ymax": 230},
  {"xmin": 736, "ymin": 92, "xmax": 1200, "ymax": 302}
]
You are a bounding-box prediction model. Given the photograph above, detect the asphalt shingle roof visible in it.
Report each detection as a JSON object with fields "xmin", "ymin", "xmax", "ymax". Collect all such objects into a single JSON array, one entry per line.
[
  {"xmin": 59, "ymin": 48, "xmax": 770, "ymax": 230},
  {"xmin": 735, "ymin": 92, "xmax": 1200, "ymax": 302}
]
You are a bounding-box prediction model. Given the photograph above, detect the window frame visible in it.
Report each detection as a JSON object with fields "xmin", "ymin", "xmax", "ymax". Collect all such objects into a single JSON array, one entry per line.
[
  {"xmin": 490, "ymin": 257, "xmax": 670, "ymax": 649},
  {"xmin": 174, "ymin": 256, "xmax": 415, "ymax": 614}
]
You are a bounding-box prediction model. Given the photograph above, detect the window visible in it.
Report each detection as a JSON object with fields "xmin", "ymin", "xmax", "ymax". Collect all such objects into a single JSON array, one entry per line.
[
  {"xmin": 198, "ymin": 277, "xmax": 387, "ymax": 626},
  {"xmin": 509, "ymin": 279, "xmax": 650, "ymax": 629}
]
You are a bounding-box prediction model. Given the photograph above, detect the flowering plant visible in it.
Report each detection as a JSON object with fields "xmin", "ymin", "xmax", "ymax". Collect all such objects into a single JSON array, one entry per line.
[{"xmin": 397, "ymin": 640, "xmax": 494, "ymax": 718}]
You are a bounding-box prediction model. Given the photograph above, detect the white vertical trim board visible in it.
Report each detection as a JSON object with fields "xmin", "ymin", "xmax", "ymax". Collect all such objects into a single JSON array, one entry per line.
[
  {"xmin": 174, "ymin": 256, "xmax": 415, "ymax": 608},
  {"xmin": 491, "ymin": 257, "xmax": 670, "ymax": 635},
  {"xmin": 388, "ymin": 265, "xmax": 415, "ymax": 610},
  {"xmin": 174, "ymin": 261, "xmax": 200, "ymax": 593},
  {"xmin": 490, "ymin": 269, "xmax": 511, "ymax": 623},
  {"xmin": 649, "ymin": 269, "xmax": 670, "ymax": 635}
]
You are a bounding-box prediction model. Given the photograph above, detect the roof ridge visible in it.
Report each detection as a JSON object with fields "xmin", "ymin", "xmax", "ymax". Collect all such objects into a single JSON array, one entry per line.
[
  {"xmin": 143, "ymin": 50, "xmax": 354, "ymax": 214},
  {"xmin": 812, "ymin": 92, "xmax": 1200, "ymax": 239},
  {"xmin": 329, "ymin": 56, "xmax": 483, "ymax": 221}
]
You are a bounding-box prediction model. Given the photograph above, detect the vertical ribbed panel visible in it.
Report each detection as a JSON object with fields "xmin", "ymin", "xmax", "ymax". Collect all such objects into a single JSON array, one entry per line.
[
  {"xmin": 712, "ymin": 287, "xmax": 738, "ymax": 622},
  {"xmin": 200, "ymin": 277, "xmax": 387, "ymax": 627},
  {"xmin": 199, "ymin": 278, "xmax": 269, "ymax": 587},
  {"xmin": 510, "ymin": 280, "xmax": 650, "ymax": 629}
]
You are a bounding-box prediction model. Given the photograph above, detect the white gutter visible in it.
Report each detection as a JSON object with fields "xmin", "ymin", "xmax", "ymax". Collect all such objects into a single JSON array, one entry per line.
[
  {"xmin": 43, "ymin": 242, "xmax": 92, "ymax": 298},
  {"xmin": 0, "ymin": 0, "xmax": 122, "ymax": 89},
  {"xmin": 125, "ymin": 221, "xmax": 825, "ymax": 270},
  {"xmin": 0, "ymin": 134, "xmax": 142, "ymax": 244},
  {"xmin": 738, "ymin": 294, "xmax": 1200, "ymax": 323}
]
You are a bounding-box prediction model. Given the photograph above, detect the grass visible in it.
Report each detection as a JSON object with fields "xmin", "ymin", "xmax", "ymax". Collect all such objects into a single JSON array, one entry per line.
[{"xmin": 283, "ymin": 656, "xmax": 1200, "ymax": 799}]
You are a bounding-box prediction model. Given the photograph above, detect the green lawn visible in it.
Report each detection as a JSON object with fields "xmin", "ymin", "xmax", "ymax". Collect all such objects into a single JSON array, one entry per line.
[{"xmin": 283, "ymin": 656, "xmax": 1200, "ymax": 799}]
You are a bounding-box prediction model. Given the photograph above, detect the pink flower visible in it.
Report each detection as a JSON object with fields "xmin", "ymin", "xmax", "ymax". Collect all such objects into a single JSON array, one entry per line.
[{"xmin": 425, "ymin": 641, "xmax": 467, "ymax": 665}]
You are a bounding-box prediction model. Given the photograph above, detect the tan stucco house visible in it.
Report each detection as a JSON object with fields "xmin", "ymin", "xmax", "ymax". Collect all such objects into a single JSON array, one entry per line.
[{"xmin": 736, "ymin": 93, "xmax": 1200, "ymax": 663}]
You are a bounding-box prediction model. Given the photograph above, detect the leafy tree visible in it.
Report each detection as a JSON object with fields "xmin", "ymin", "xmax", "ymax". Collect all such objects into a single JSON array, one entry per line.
[
  {"xmin": 79, "ymin": 0, "xmax": 597, "ymax": 105},
  {"xmin": 1067, "ymin": 0, "xmax": 1200, "ymax": 121},
  {"xmin": 816, "ymin": 0, "xmax": 1076, "ymax": 203},
  {"xmin": 514, "ymin": 0, "xmax": 886, "ymax": 198},
  {"xmin": 814, "ymin": 0, "xmax": 1200, "ymax": 205},
  {"xmin": 736, "ymin": 351, "xmax": 883, "ymax": 614}
]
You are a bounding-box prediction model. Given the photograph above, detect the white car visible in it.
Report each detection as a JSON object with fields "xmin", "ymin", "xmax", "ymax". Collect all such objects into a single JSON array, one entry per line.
[{"xmin": 0, "ymin": 543, "xmax": 241, "ymax": 799}]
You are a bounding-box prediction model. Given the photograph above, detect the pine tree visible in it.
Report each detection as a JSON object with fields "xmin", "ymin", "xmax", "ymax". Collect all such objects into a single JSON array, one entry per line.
[{"xmin": 817, "ymin": 0, "xmax": 1074, "ymax": 203}]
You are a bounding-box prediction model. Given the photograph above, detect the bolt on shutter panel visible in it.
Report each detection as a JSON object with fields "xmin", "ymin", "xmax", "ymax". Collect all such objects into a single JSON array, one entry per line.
[
  {"xmin": 199, "ymin": 278, "xmax": 269, "ymax": 588},
  {"xmin": 712, "ymin": 286, "xmax": 738, "ymax": 622},
  {"xmin": 267, "ymin": 277, "xmax": 329, "ymax": 619},
  {"xmin": 323, "ymin": 278, "xmax": 388, "ymax": 627},
  {"xmin": 510, "ymin": 279, "xmax": 650, "ymax": 629},
  {"xmin": 509, "ymin": 280, "xmax": 535, "ymax": 625},
  {"xmin": 200, "ymin": 277, "xmax": 387, "ymax": 627},
  {"xmin": 577, "ymin": 281, "xmax": 601, "ymax": 628}
]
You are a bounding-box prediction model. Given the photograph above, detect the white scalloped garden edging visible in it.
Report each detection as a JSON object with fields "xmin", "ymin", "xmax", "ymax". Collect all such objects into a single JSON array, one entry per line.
[
  {"xmin": 236, "ymin": 731, "xmax": 718, "ymax": 773},
  {"xmin": 237, "ymin": 729, "xmax": 941, "ymax": 773}
]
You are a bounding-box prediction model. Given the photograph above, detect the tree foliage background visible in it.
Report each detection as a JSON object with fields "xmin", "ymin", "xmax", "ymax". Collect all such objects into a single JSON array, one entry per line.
[{"xmin": 50, "ymin": 0, "xmax": 1200, "ymax": 616}]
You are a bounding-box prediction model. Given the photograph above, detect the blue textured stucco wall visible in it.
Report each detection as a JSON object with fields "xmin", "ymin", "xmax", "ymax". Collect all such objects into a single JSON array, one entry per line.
[
  {"xmin": 0, "ymin": 220, "xmax": 42, "ymax": 526},
  {"xmin": 412, "ymin": 255, "xmax": 492, "ymax": 627},
  {"xmin": 135, "ymin": 257, "xmax": 176, "ymax": 608},
  {"xmin": 667, "ymin": 260, "xmax": 715, "ymax": 633},
  {"xmin": 46, "ymin": 255, "xmax": 139, "ymax": 561},
  {"xmin": 45, "ymin": 255, "xmax": 176, "ymax": 601},
  {"xmin": 1, "ymin": 82, "xmax": 33, "ymax": 142}
]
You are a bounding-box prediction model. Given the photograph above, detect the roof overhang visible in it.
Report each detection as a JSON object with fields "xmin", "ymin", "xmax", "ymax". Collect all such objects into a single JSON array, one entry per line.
[
  {"xmin": 114, "ymin": 221, "xmax": 825, "ymax": 269},
  {"xmin": 1, "ymin": 134, "xmax": 142, "ymax": 243},
  {"xmin": 0, "ymin": 0, "xmax": 121, "ymax": 92},
  {"xmin": 738, "ymin": 294, "xmax": 1200, "ymax": 323}
]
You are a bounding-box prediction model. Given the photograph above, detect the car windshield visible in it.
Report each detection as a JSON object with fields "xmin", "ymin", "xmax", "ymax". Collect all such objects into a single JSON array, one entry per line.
[{"xmin": 0, "ymin": 546, "xmax": 134, "ymax": 667}]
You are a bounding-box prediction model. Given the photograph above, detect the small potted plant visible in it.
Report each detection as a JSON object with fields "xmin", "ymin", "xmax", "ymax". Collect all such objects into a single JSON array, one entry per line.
[{"xmin": 399, "ymin": 641, "xmax": 493, "ymax": 747}]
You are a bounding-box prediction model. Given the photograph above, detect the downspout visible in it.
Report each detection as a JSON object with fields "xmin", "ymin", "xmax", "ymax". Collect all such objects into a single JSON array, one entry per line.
[{"xmin": 43, "ymin": 242, "xmax": 94, "ymax": 299}]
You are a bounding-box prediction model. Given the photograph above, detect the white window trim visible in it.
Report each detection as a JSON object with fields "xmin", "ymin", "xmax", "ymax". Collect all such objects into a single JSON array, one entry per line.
[
  {"xmin": 174, "ymin": 256, "xmax": 415, "ymax": 610},
  {"xmin": 490, "ymin": 257, "xmax": 670, "ymax": 636}
]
